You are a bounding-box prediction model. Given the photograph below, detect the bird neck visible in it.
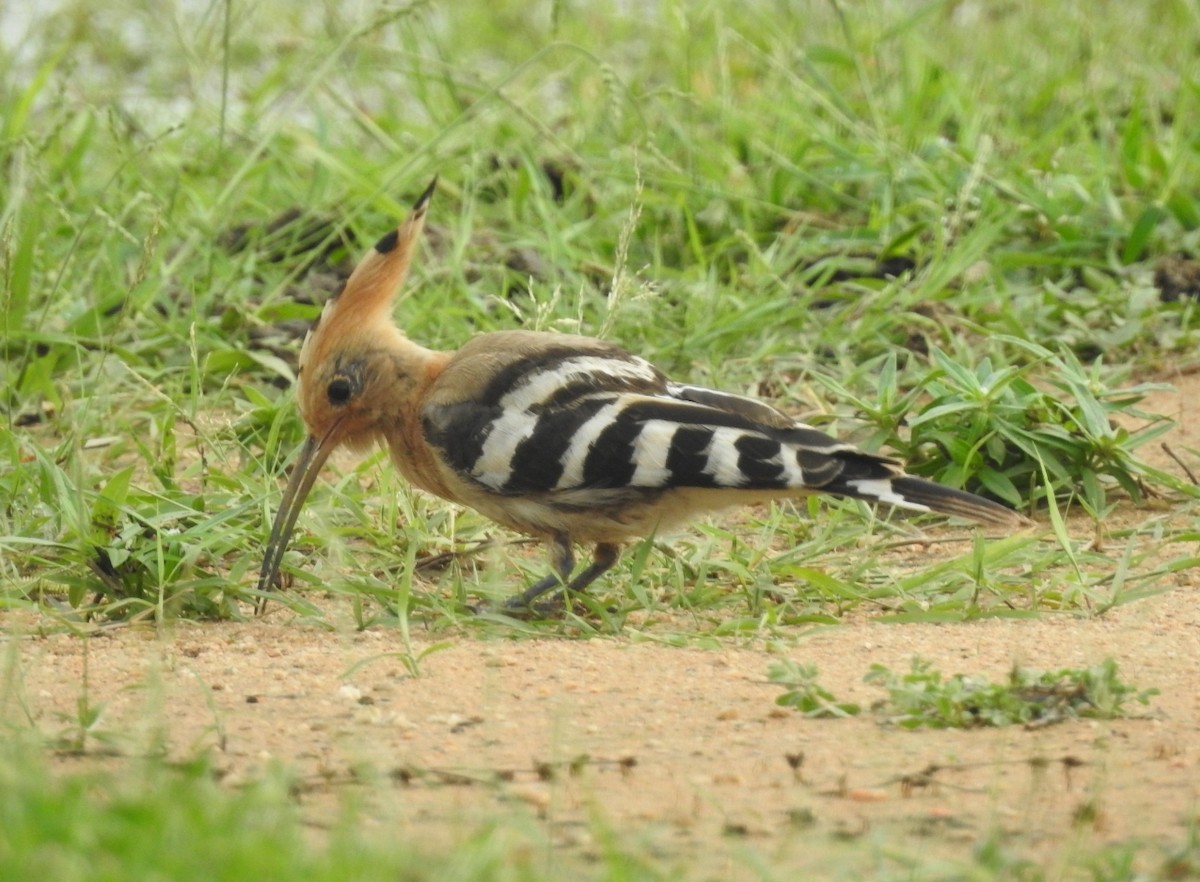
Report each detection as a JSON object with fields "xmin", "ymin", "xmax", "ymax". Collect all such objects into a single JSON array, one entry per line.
[
  {"xmin": 372, "ymin": 323, "xmax": 449, "ymax": 413},
  {"xmin": 368, "ymin": 327, "xmax": 457, "ymax": 497}
]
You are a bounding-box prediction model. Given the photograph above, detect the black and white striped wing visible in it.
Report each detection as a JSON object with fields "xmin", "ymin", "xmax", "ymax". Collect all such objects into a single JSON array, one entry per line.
[
  {"xmin": 421, "ymin": 335, "xmax": 1021, "ymax": 526},
  {"xmin": 422, "ymin": 341, "xmax": 866, "ymax": 497}
]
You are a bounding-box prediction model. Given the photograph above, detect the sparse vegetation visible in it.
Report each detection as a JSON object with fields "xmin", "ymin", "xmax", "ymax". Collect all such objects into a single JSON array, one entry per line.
[
  {"xmin": 865, "ymin": 656, "xmax": 1159, "ymax": 729},
  {"xmin": 770, "ymin": 656, "xmax": 1157, "ymax": 729},
  {"xmin": 769, "ymin": 660, "xmax": 863, "ymax": 718}
]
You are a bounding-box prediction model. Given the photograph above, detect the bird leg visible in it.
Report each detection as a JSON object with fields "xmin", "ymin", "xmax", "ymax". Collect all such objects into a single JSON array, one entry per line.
[
  {"xmin": 503, "ymin": 537, "xmax": 621, "ymax": 612},
  {"xmin": 504, "ymin": 532, "xmax": 574, "ymax": 610},
  {"xmin": 564, "ymin": 542, "xmax": 621, "ymax": 593}
]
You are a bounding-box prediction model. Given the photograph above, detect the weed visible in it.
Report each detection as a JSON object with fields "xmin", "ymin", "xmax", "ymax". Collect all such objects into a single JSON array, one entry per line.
[
  {"xmin": 772, "ymin": 656, "xmax": 1157, "ymax": 730},
  {"xmin": 768, "ymin": 660, "xmax": 862, "ymax": 718},
  {"xmin": 864, "ymin": 657, "xmax": 1158, "ymax": 729},
  {"xmin": 814, "ymin": 339, "xmax": 1184, "ymax": 516}
]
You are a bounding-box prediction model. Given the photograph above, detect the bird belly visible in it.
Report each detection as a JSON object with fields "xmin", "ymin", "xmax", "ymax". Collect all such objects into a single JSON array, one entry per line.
[
  {"xmin": 444, "ymin": 483, "xmax": 814, "ymax": 546},
  {"xmin": 454, "ymin": 487, "xmax": 665, "ymax": 543}
]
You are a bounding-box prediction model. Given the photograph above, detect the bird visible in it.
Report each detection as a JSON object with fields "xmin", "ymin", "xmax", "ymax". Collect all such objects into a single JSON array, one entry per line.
[{"xmin": 256, "ymin": 178, "xmax": 1027, "ymax": 612}]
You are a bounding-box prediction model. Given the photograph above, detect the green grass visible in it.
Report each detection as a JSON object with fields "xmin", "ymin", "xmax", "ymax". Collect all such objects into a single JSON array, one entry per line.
[
  {"xmin": 4, "ymin": 0, "xmax": 1200, "ymax": 623},
  {"xmin": 0, "ymin": 749, "xmax": 621, "ymax": 882},
  {"xmin": 1, "ymin": 744, "xmax": 1198, "ymax": 882},
  {"xmin": 4, "ymin": 0, "xmax": 1200, "ymax": 877}
]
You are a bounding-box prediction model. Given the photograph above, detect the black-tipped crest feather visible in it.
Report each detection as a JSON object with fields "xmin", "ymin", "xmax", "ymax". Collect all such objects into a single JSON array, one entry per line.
[{"xmin": 413, "ymin": 176, "xmax": 438, "ymax": 212}]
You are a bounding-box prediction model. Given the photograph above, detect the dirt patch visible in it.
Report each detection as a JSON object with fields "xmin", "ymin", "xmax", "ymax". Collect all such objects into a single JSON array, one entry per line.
[{"xmin": 4, "ymin": 373, "xmax": 1199, "ymax": 876}]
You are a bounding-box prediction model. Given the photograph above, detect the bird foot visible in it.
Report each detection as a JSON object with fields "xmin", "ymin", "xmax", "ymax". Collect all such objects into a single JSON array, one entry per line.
[
  {"xmin": 498, "ymin": 593, "xmax": 570, "ymax": 619},
  {"xmin": 468, "ymin": 589, "xmax": 614, "ymax": 620},
  {"xmin": 495, "ymin": 590, "xmax": 620, "ymax": 620},
  {"xmin": 461, "ymin": 592, "xmax": 564, "ymax": 618}
]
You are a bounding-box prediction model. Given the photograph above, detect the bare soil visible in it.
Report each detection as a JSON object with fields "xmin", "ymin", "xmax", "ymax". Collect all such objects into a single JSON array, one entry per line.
[{"xmin": 5, "ymin": 372, "xmax": 1200, "ymax": 878}]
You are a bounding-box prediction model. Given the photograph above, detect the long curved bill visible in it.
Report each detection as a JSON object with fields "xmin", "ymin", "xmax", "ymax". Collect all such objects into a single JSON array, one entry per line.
[{"xmin": 255, "ymin": 432, "xmax": 337, "ymax": 610}]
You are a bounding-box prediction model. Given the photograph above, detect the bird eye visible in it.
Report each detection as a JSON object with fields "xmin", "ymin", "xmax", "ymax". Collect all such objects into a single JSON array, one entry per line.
[{"xmin": 327, "ymin": 376, "xmax": 354, "ymax": 405}]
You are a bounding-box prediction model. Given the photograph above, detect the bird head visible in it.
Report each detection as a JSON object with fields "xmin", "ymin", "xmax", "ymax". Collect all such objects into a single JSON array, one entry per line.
[{"xmin": 256, "ymin": 177, "xmax": 437, "ymax": 603}]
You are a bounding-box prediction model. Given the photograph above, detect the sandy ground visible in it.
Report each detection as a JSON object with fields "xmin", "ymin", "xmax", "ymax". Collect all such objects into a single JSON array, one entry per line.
[{"xmin": 3, "ymin": 372, "xmax": 1199, "ymax": 878}]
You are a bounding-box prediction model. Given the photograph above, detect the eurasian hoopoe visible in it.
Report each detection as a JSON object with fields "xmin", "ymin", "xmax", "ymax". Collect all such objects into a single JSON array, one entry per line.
[{"xmin": 257, "ymin": 179, "xmax": 1026, "ymax": 611}]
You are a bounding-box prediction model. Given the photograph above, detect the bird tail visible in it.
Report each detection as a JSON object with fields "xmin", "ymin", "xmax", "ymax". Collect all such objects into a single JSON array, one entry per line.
[{"xmin": 831, "ymin": 467, "xmax": 1027, "ymax": 528}]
